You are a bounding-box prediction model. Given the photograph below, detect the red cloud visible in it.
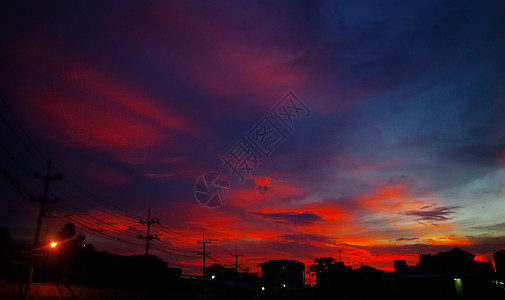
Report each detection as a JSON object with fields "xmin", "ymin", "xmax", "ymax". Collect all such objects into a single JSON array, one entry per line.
[
  {"xmin": 63, "ymin": 64, "xmax": 194, "ymax": 133},
  {"xmin": 16, "ymin": 65, "xmax": 195, "ymax": 165},
  {"xmin": 5, "ymin": 38, "xmax": 196, "ymax": 166},
  {"xmin": 129, "ymin": 3, "xmax": 306, "ymax": 108},
  {"xmin": 22, "ymin": 86, "xmax": 166, "ymax": 155}
]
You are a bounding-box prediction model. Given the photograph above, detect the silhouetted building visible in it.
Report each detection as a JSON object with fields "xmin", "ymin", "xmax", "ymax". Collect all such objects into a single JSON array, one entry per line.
[
  {"xmin": 206, "ymin": 263, "xmax": 235, "ymax": 280},
  {"xmin": 353, "ymin": 265, "xmax": 388, "ymax": 298},
  {"xmin": 260, "ymin": 259, "xmax": 304, "ymax": 291},
  {"xmin": 394, "ymin": 247, "xmax": 496, "ymax": 299},
  {"xmin": 394, "ymin": 259, "xmax": 408, "ymax": 272},
  {"xmin": 417, "ymin": 247, "xmax": 475, "ymax": 273},
  {"xmin": 240, "ymin": 272, "xmax": 259, "ymax": 284},
  {"xmin": 354, "ymin": 265, "xmax": 383, "ymax": 273}
]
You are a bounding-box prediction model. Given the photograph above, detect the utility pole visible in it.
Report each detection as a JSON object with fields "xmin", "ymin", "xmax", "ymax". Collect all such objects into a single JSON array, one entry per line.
[
  {"xmin": 138, "ymin": 209, "xmax": 159, "ymax": 255},
  {"xmin": 339, "ymin": 250, "xmax": 341, "ymax": 262},
  {"xmin": 231, "ymin": 248, "xmax": 242, "ymax": 274},
  {"xmin": 32, "ymin": 160, "xmax": 62, "ymax": 247},
  {"xmin": 197, "ymin": 233, "xmax": 211, "ymax": 277},
  {"xmin": 307, "ymin": 267, "xmax": 311, "ymax": 286},
  {"xmin": 25, "ymin": 160, "xmax": 62, "ymax": 300}
]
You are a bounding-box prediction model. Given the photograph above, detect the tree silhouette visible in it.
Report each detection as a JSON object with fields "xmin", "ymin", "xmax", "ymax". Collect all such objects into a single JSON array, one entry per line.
[
  {"xmin": 312, "ymin": 256, "xmax": 352, "ymax": 288},
  {"xmin": 56, "ymin": 222, "xmax": 85, "ymax": 246}
]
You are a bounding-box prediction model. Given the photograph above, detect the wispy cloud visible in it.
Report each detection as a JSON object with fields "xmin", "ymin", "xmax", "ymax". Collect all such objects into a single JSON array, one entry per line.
[
  {"xmin": 401, "ymin": 206, "xmax": 460, "ymax": 222},
  {"xmin": 470, "ymin": 222, "xmax": 505, "ymax": 231},
  {"xmin": 254, "ymin": 211, "xmax": 323, "ymax": 226},
  {"xmin": 396, "ymin": 237, "xmax": 419, "ymax": 241},
  {"xmin": 279, "ymin": 233, "xmax": 335, "ymax": 245}
]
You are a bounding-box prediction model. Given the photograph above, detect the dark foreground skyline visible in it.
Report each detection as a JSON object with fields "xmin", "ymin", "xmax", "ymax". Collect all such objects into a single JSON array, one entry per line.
[
  {"xmin": 1, "ymin": 0, "xmax": 505, "ymax": 276},
  {"xmin": 1, "ymin": 224, "xmax": 504, "ymax": 299}
]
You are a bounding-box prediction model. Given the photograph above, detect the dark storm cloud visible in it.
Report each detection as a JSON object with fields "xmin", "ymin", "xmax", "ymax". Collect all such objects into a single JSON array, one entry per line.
[
  {"xmin": 401, "ymin": 206, "xmax": 460, "ymax": 222},
  {"xmin": 396, "ymin": 237, "xmax": 419, "ymax": 242},
  {"xmin": 254, "ymin": 211, "xmax": 323, "ymax": 225}
]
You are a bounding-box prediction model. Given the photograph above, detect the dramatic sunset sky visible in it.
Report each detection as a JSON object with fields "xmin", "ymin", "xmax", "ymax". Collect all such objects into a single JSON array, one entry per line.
[{"xmin": 1, "ymin": 1, "xmax": 504, "ymax": 275}]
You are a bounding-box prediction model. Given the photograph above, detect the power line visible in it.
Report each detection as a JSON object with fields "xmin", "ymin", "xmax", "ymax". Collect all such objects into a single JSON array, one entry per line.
[
  {"xmin": 148, "ymin": 231, "xmax": 196, "ymax": 253},
  {"xmin": 0, "ymin": 98, "xmax": 141, "ymax": 224},
  {"xmin": 53, "ymin": 215, "xmax": 144, "ymax": 249},
  {"xmin": 152, "ymin": 246, "xmax": 200, "ymax": 258},
  {"xmin": 0, "ymin": 165, "xmax": 35, "ymax": 198},
  {"xmin": 0, "ymin": 98, "xmax": 203, "ymax": 266},
  {"xmin": 158, "ymin": 223, "xmax": 194, "ymax": 242},
  {"xmin": 0, "ymin": 97, "xmax": 47, "ymax": 167},
  {"xmin": 54, "ymin": 182, "xmax": 138, "ymax": 224},
  {"xmin": 0, "ymin": 144, "xmax": 42, "ymax": 186},
  {"xmin": 60, "ymin": 176, "xmax": 141, "ymax": 221},
  {"xmin": 60, "ymin": 211, "xmax": 139, "ymax": 241}
]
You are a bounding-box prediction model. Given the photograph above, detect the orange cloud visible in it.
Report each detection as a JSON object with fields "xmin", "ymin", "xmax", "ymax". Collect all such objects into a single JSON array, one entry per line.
[
  {"xmin": 359, "ymin": 184, "xmax": 425, "ymax": 213},
  {"xmin": 424, "ymin": 235, "xmax": 472, "ymax": 246}
]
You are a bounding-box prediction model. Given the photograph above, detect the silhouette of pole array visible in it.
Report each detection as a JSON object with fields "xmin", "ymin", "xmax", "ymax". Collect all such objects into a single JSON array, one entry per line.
[
  {"xmin": 138, "ymin": 209, "xmax": 159, "ymax": 255},
  {"xmin": 197, "ymin": 233, "xmax": 211, "ymax": 277}
]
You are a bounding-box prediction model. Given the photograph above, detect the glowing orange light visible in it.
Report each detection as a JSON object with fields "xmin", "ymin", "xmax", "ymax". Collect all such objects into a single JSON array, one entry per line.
[{"xmin": 50, "ymin": 242, "xmax": 58, "ymax": 248}]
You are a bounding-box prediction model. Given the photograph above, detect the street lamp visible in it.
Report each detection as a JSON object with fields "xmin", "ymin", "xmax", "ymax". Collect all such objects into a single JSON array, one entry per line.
[{"xmin": 25, "ymin": 241, "xmax": 60, "ymax": 299}]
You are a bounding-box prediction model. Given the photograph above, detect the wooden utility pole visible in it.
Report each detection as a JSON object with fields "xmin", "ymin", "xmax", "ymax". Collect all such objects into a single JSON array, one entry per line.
[
  {"xmin": 25, "ymin": 160, "xmax": 62, "ymax": 300},
  {"xmin": 138, "ymin": 209, "xmax": 159, "ymax": 255},
  {"xmin": 197, "ymin": 233, "xmax": 211, "ymax": 277},
  {"xmin": 231, "ymin": 248, "xmax": 242, "ymax": 274},
  {"xmin": 32, "ymin": 160, "xmax": 62, "ymax": 247}
]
